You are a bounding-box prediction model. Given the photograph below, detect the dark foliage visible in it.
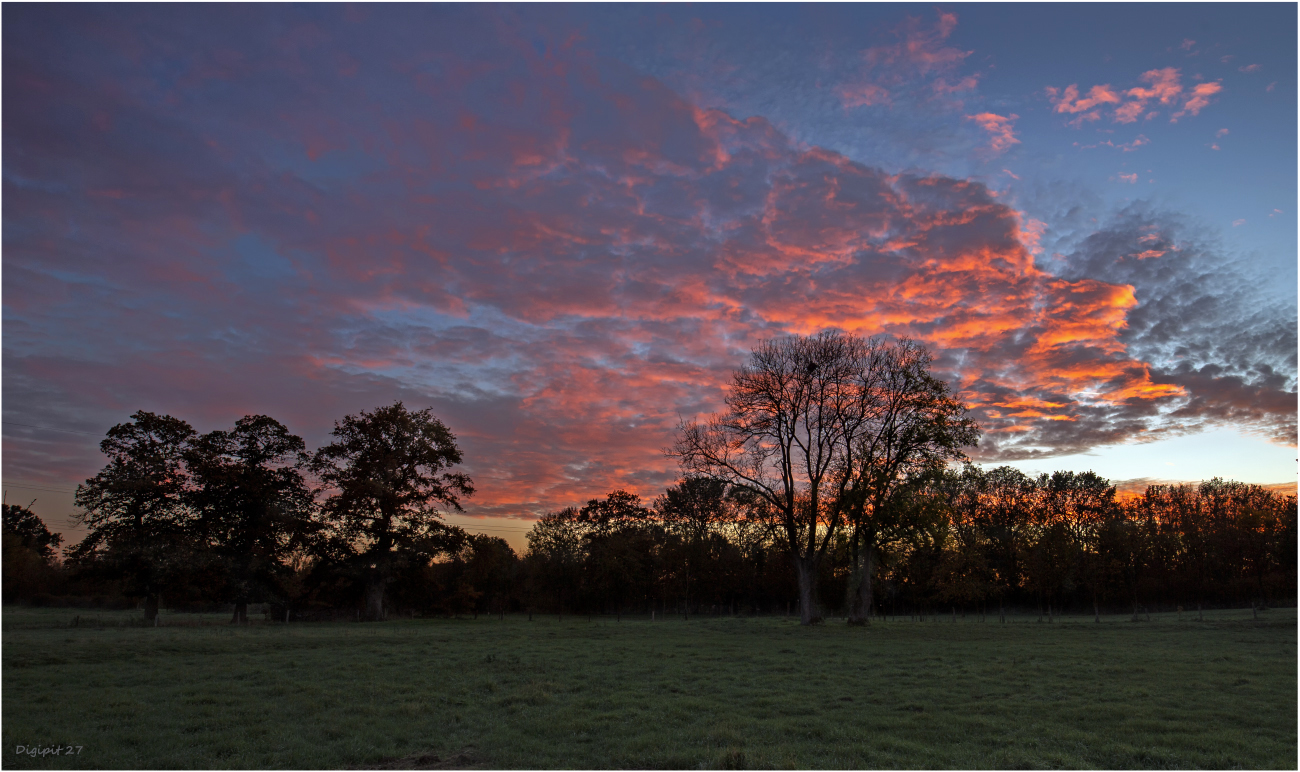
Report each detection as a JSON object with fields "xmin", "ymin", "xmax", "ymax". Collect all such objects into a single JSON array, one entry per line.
[
  {"xmin": 185, "ymin": 415, "xmax": 318, "ymax": 622},
  {"xmin": 68, "ymin": 411, "xmax": 197, "ymax": 620},
  {"xmin": 13, "ymin": 395, "xmax": 1293, "ymax": 623},
  {"xmin": 312, "ymin": 402, "xmax": 475, "ymax": 621}
]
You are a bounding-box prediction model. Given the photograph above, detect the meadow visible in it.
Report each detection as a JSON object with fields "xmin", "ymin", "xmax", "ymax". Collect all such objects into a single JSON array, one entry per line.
[{"xmin": 2, "ymin": 607, "xmax": 1294, "ymax": 769}]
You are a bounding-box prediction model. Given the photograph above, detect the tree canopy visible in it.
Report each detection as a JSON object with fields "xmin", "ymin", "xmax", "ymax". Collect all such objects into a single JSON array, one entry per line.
[{"xmin": 313, "ymin": 402, "xmax": 474, "ymax": 621}]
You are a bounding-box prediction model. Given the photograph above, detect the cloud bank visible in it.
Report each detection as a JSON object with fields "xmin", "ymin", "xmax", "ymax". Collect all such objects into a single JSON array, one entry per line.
[{"xmin": 3, "ymin": 6, "xmax": 1293, "ymax": 518}]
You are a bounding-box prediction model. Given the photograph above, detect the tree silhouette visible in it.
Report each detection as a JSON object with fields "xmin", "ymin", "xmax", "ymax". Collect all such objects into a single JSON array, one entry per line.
[
  {"xmin": 186, "ymin": 415, "xmax": 317, "ymax": 623},
  {"xmin": 3, "ymin": 502, "xmax": 63, "ymax": 560},
  {"xmin": 675, "ymin": 332, "xmax": 875, "ymax": 624},
  {"xmin": 842, "ymin": 339, "xmax": 979, "ymax": 624},
  {"xmin": 2, "ymin": 502, "xmax": 64, "ymax": 603},
  {"xmin": 70, "ymin": 411, "xmax": 196, "ymax": 621},
  {"xmin": 313, "ymin": 402, "xmax": 473, "ymax": 621}
]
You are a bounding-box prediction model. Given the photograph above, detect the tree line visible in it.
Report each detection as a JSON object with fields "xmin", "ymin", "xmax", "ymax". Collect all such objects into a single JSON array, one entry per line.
[{"xmin": 3, "ymin": 334, "xmax": 1295, "ymax": 623}]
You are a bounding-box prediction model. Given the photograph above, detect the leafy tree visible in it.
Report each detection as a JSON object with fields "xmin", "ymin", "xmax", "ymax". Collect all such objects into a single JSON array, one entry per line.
[
  {"xmin": 69, "ymin": 411, "xmax": 196, "ymax": 621},
  {"xmin": 1037, "ymin": 471, "xmax": 1117, "ymax": 621},
  {"xmin": 657, "ymin": 478, "xmax": 729, "ymax": 617},
  {"xmin": 460, "ymin": 534, "xmax": 519, "ymax": 617},
  {"xmin": 3, "ymin": 502, "xmax": 63, "ymax": 560},
  {"xmin": 313, "ymin": 402, "xmax": 473, "ymax": 621},
  {"xmin": 186, "ymin": 415, "xmax": 317, "ymax": 623},
  {"xmin": 578, "ymin": 491, "xmax": 653, "ymax": 617},
  {"xmin": 524, "ymin": 507, "xmax": 584, "ymax": 617},
  {"xmin": 2, "ymin": 502, "xmax": 64, "ymax": 602}
]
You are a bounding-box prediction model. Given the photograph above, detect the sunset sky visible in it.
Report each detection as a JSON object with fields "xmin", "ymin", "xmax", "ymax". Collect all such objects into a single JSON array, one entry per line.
[{"xmin": 4, "ymin": 4, "xmax": 1295, "ymax": 547}]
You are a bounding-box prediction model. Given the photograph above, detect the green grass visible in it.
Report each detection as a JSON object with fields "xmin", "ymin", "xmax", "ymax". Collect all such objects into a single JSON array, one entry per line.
[{"xmin": 3, "ymin": 606, "xmax": 1295, "ymax": 769}]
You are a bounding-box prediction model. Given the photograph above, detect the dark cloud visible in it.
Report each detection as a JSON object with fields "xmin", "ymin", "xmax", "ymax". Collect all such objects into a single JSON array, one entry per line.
[{"xmin": 1050, "ymin": 205, "xmax": 1297, "ymax": 444}]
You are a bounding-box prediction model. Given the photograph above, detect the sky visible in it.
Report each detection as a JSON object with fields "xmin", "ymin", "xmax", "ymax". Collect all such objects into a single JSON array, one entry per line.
[{"xmin": 3, "ymin": 4, "xmax": 1296, "ymax": 549}]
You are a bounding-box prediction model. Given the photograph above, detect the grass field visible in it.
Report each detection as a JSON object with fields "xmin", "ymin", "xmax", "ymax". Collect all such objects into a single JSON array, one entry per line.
[{"xmin": 3, "ymin": 606, "xmax": 1295, "ymax": 769}]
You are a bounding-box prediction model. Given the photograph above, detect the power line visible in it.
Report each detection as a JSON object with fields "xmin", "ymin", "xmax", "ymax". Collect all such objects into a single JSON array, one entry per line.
[
  {"xmin": 2, "ymin": 482, "xmax": 78, "ymax": 494},
  {"xmin": 2, "ymin": 421, "xmax": 100, "ymax": 437}
]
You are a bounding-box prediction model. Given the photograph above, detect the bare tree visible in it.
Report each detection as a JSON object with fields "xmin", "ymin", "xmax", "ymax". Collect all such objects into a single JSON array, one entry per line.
[
  {"xmin": 843, "ymin": 340, "xmax": 979, "ymax": 624},
  {"xmin": 673, "ymin": 332, "xmax": 875, "ymax": 624}
]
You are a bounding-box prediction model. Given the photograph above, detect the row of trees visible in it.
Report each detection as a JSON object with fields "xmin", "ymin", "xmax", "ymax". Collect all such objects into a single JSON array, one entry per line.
[
  {"xmin": 29, "ymin": 403, "xmax": 471, "ymax": 621},
  {"xmin": 8, "ymin": 467, "xmax": 1292, "ymax": 622},
  {"xmin": 4, "ymin": 333, "xmax": 1294, "ymax": 623},
  {"xmin": 516, "ymin": 470, "xmax": 1294, "ymax": 622}
]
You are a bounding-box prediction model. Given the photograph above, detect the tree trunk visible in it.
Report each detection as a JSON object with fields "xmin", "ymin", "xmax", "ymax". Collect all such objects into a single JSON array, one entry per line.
[
  {"xmin": 231, "ymin": 601, "xmax": 248, "ymax": 625},
  {"xmin": 1093, "ymin": 599, "xmax": 1100, "ymax": 623},
  {"xmin": 144, "ymin": 593, "xmax": 160, "ymax": 623},
  {"xmin": 363, "ymin": 575, "xmax": 387, "ymax": 622},
  {"xmin": 793, "ymin": 555, "xmax": 822, "ymax": 625},
  {"xmin": 846, "ymin": 541, "xmax": 875, "ymax": 626}
]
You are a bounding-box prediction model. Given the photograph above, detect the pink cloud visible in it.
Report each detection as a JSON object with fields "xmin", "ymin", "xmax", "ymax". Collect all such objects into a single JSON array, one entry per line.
[
  {"xmin": 4, "ymin": 7, "xmax": 1290, "ymax": 523},
  {"xmin": 1112, "ymin": 100, "xmax": 1146, "ymax": 124},
  {"xmin": 1172, "ymin": 81, "xmax": 1222, "ymax": 120},
  {"xmin": 837, "ymin": 82, "xmax": 890, "ymax": 108},
  {"xmin": 838, "ymin": 11, "xmax": 976, "ymax": 110},
  {"xmin": 1078, "ymin": 134, "xmax": 1150, "ymax": 152},
  {"xmin": 1117, "ymin": 173, "xmax": 1138, "ymax": 184},
  {"xmin": 1238, "ymin": 64, "xmax": 1261, "ymax": 73},
  {"xmin": 933, "ymin": 75, "xmax": 979, "ymax": 96},
  {"xmin": 1051, "ymin": 67, "xmax": 1224, "ymax": 126},
  {"xmin": 1046, "ymin": 83, "xmax": 1122, "ymax": 114},
  {"xmin": 967, "ymin": 112, "xmax": 1020, "ymax": 154},
  {"xmin": 1126, "ymin": 67, "xmax": 1183, "ymax": 105}
]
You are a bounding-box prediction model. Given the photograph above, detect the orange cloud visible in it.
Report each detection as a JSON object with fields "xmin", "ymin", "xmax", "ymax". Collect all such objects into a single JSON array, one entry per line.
[
  {"xmin": 1172, "ymin": 81, "xmax": 1221, "ymax": 120},
  {"xmin": 1051, "ymin": 68, "xmax": 1221, "ymax": 127},
  {"xmin": 838, "ymin": 12, "xmax": 975, "ymax": 110},
  {"xmin": 1047, "ymin": 84, "xmax": 1121, "ymax": 114},
  {"xmin": 10, "ymin": 16, "xmax": 1282, "ymax": 525},
  {"xmin": 966, "ymin": 112, "xmax": 1019, "ymax": 154},
  {"xmin": 1127, "ymin": 68, "xmax": 1183, "ymax": 105}
]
